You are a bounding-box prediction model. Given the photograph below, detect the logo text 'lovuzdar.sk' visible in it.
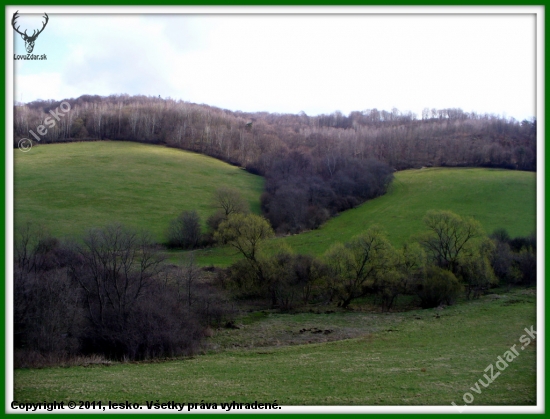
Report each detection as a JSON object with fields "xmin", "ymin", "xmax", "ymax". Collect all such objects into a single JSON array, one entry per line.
[{"xmin": 14, "ymin": 53, "xmax": 47, "ymax": 60}]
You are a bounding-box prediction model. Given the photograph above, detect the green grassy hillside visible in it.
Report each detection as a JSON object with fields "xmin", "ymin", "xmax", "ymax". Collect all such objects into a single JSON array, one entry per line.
[
  {"xmin": 14, "ymin": 141, "xmax": 264, "ymax": 242},
  {"xmin": 282, "ymin": 167, "xmax": 536, "ymax": 254},
  {"xmin": 14, "ymin": 288, "xmax": 536, "ymax": 405},
  {"xmin": 189, "ymin": 167, "xmax": 536, "ymax": 266},
  {"xmin": 14, "ymin": 143, "xmax": 536, "ymax": 265}
]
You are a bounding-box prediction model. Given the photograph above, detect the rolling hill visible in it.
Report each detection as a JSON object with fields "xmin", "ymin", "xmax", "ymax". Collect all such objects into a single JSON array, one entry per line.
[
  {"xmin": 14, "ymin": 141, "xmax": 264, "ymax": 242},
  {"xmin": 14, "ymin": 142, "xmax": 536, "ymax": 265}
]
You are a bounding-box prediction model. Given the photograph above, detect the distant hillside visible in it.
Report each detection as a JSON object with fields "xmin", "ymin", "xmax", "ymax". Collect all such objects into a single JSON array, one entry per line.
[{"xmin": 14, "ymin": 141, "xmax": 264, "ymax": 241}]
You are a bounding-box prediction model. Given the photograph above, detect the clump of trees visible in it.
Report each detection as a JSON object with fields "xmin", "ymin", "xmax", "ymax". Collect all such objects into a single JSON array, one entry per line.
[
  {"xmin": 261, "ymin": 154, "xmax": 394, "ymax": 233},
  {"xmin": 490, "ymin": 228, "xmax": 536, "ymax": 287},
  {"xmin": 218, "ymin": 210, "xmax": 536, "ymax": 312},
  {"xmin": 166, "ymin": 187, "xmax": 251, "ymax": 249},
  {"xmin": 14, "ymin": 222, "xmax": 234, "ymax": 367},
  {"xmin": 214, "ymin": 214, "xmax": 328, "ymax": 310},
  {"xmin": 416, "ymin": 210, "xmax": 498, "ymax": 300}
]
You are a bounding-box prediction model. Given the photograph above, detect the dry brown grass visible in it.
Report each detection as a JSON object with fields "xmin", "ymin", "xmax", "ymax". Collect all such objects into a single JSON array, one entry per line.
[{"xmin": 14, "ymin": 350, "xmax": 112, "ymax": 369}]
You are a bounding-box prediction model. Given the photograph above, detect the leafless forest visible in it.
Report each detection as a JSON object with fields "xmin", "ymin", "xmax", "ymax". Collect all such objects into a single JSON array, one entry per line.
[{"xmin": 14, "ymin": 95, "xmax": 536, "ymax": 171}]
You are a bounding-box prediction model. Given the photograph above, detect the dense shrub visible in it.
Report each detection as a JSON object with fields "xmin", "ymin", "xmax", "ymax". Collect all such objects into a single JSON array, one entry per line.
[
  {"xmin": 490, "ymin": 240, "xmax": 521, "ymax": 287},
  {"xmin": 509, "ymin": 234, "xmax": 536, "ymax": 252},
  {"xmin": 262, "ymin": 250, "xmax": 329, "ymax": 310},
  {"xmin": 490, "ymin": 229, "xmax": 537, "ymax": 286},
  {"xmin": 376, "ymin": 243, "xmax": 427, "ymax": 311},
  {"xmin": 226, "ymin": 258, "xmax": 263, "ymax": 299},
  {"xmin": 226, "ymin": 249, "xmax": 329, "ymax": 310},
  {"xmin": 14, "ymin": 223, "xmax": 233, "ymax": 364},
  {"xmin": 14, "ymin": 267, "xmax": 81, "ymax": 359},
  {"xmin": 517, "ymin": 247, "xmax": 537, "ymax": 286},
  {"xmin": 456, "ymin": 238, "xmax": 498, "ymax": 299},
  {"xmin": 416, "ymin": 266, "xmax": 463, "ymax": 309},
  {"xmin": 78, "ymin": 281, "xmax": 204, "ymax": 360},
  {"xmin": 206, "ymin": 210, "xmax": 226, "ymax": 234},
  {"xmin": 166, "ymin": 210, "xmax": 202, "ymax": 249}
]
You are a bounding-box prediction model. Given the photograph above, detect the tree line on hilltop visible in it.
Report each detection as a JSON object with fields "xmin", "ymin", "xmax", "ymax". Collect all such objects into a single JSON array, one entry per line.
[{"xmin": 14, "ymin": 95, "xmax": 536, "ymax": 173}]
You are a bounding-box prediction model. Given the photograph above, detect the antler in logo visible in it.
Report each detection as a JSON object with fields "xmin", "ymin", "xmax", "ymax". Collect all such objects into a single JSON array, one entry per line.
[{"xmin": 12, "ymin": 11, "xmax": 49, "ymax": 54}]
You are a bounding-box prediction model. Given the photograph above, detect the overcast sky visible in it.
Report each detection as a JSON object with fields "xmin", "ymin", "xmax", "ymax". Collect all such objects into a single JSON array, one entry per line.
[{"xmin": 12, "ymin": 9, "xmax": 537, "ymax": 120}]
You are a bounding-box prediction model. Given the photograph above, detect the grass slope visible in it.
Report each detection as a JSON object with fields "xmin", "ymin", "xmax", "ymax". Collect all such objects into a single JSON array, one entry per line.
[
  {"xmin": 283, "ymin": 167, "xmax": 536, "ymax": 254},
  {"xmin": 189, "ymin": 167, "xmax": 536, "ymax": 266},
  {"xmin": 15, "ymin": 143, "xmax": 536, "ymax": 265},
  {"xmin": 14, "ymin": 141, "xmax": 264, "ymax": 242},
  {"xmin": 14, "ymin": 289, "xmax": 536, "ymax": 405}
]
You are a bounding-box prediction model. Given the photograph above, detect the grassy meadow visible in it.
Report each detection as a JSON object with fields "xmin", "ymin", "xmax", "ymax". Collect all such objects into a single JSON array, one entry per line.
[
  {"xmin": 14, "ymin": 288, "xmax": 536, "ymax": 405},
  {"xmin": 12, "ymin": 143, "xmax": 538, "ymax": 406},
  {"xmin": 14, "ymin": 143, "xmax": 535, "ymax": 264},
  {"xmin": 14, "ymin": 141, "xmax": 264, "ymax": 242},
  {"xmin": 187, "ymin": 167, "xmax": 537, "ymax": 266}
]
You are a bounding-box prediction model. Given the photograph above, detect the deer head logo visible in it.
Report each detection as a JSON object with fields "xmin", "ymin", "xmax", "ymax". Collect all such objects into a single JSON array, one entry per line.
[{"xmin": 12, "ymin": 11, "xmax": 49, "ymax": 54}]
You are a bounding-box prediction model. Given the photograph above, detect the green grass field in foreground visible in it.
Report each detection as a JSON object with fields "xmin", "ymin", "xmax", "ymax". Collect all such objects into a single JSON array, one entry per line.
[
  {"xmin": 14, "ymin": 141, "xmax": 264, "ymax": 242},
  {"xmin": 14, "ymin": 288, "xmax": 536, "ymax": 405},
  {"xmin": 185, "ymin": 167, "xmax": 536, "ymax": 266}
]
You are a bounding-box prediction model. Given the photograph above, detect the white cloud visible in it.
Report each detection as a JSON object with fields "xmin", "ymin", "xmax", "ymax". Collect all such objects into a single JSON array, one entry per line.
[{"xmin": 13, "ymin": 11, "xmax": 536, "ymax": 120}]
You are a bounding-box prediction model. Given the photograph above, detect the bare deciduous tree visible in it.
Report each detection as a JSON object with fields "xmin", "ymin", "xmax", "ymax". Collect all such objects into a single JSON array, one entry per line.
[
  {"xmin": 175, "ymin": 254, "xmax": 202, "ymax": 312},
  {"xmin": 213, "ymin": 186, "xmax": 250, "ymax": 218},
  {"xmin": 69, "ymin": 224, "xmax": 165, "ymax": 357}
]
